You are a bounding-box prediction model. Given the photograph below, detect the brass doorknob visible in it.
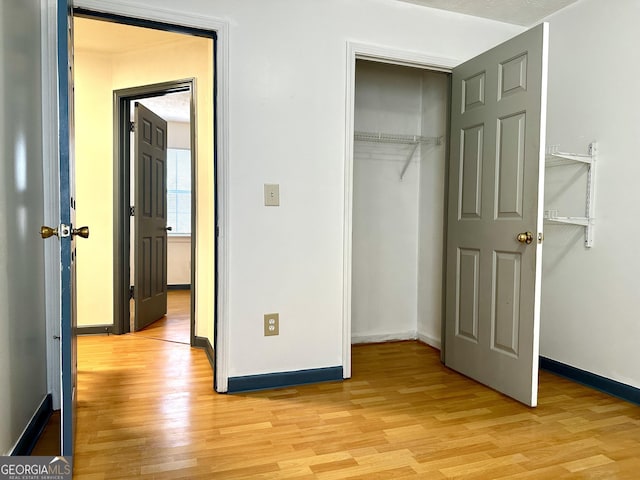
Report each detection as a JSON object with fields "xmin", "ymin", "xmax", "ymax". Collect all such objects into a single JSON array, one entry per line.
[
  {"xmin": 516, "ymin": 231, "xmax": 534, "ymax": 244},
  {"xmin": 72, "ymin": 226, "xmax": 90, "ymax": 239},
  {"xmin": 40, "ymin": 226, "xmax": 58, "ymax": 239}
]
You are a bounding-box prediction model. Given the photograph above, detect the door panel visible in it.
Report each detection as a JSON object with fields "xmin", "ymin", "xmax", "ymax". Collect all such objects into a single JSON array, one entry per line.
[
  {"xmin": 134, "ymin": 102, "xmax": 168, "ymax": 331},
  {"xmin": 499, "ymin": 54, "xmax": 527, "ymax": 98},
  {"xmin": 456, "ymin": 248, "xmax": 480, "ymax": 342},
  {"xmin": 462, "ymin": 72, "xmax": 485, "ymax": 112},
  {"xmin": 460, "ymin": 125, "xmax": 484, "ymax": 219},
  {"xmin": 492, "ymin": 250, "xmax": 521, "ymax": 356},
  {"xmin": 496, "ymin": 113, "xmax": 526, "ymax": 218},
  {"xmin": 445, "ymin": 23, "xmax": 548, "ymax": 407}
]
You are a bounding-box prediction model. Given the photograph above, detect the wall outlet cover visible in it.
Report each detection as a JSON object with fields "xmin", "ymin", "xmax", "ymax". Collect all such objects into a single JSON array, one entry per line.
[
  {"xmin": 264, "ymin": 313, "xmax": 279, "ymax": 336},
  {"xmin": 264, "ymin": 184, "xmax": 280, "ymax": 206}
]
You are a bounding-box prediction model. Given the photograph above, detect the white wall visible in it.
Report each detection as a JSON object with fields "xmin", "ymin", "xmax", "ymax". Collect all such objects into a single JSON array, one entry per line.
[
  {"xmin": 417, "ymin": 71, "xmax": 448, "ymax": 348},
  {"xmin": 167, "ymin": 120, "xmax": 192, "ymax": 286},
  {"xmin": 107, "ymin": 0, "xmax": 523, "ymax": 378},
  {"xmin": 352, "ymin": 61, "xmax": 423, "ymax": 342},
  {"xmin": 168, "ymin": 120, "xmax": 190, "ymax": 149},
  {"xmin": 167, "ymin": 236, "xmax": 191, "ymax": 285},
  {"xmin": 541, "ymin": 0, "xmax": 640, "ymax": 389}
]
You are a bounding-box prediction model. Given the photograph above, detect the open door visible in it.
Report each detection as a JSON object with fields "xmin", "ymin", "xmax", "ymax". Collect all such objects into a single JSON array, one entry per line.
[
  {"xmin": 133, "ymin": 102, "xmax": 169, "ymax": 331},
  {"xmin": 57, "ymin": 0, "xmax": 85, "ymax": 456},
  {"xmin": 444, "ymin": 23, "xmax": 548, "ymax": 406}
]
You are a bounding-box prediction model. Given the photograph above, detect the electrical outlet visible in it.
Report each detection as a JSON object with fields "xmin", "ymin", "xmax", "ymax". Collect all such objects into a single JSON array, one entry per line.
[{"xmin": 264, "ymin": 313, "xmax": 279, "ymax": 336}]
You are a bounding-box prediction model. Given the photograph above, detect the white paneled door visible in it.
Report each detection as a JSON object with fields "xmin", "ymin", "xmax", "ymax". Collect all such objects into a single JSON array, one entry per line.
[{"xmin": 445, "ymin": 24, "xmax": 548, "ymax": 406}]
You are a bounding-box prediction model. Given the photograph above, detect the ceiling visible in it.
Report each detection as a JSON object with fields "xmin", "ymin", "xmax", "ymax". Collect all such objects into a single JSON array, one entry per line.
[
  {"xmin": 395, "ymin": 0, "xmax": 580, "ymax": 26},
  {"xmin": 135, "ymin": 93, "xmax": 191, "ymax": 124},
  {"xmin": 74, "ymin": 16, "xmax": 190, "ymax": 55},
  {"xmin": 75, "ymin": 17, "xmax": 195, "ymax": 123}
]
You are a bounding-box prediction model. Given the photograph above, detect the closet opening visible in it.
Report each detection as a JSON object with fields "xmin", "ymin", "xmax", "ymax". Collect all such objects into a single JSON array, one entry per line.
[{"xmin": 350, "ymin": 59, "xmax": 451, "ymax": 364}]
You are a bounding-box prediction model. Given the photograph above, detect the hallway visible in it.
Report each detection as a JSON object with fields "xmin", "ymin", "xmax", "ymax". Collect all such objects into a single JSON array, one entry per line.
[{"xmin": 131, "ymin": 289, "xmax": 191, "ymax": 344}]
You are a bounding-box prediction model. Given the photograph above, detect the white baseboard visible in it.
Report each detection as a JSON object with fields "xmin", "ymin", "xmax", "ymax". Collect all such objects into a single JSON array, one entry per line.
[
  {"xmin": 350, "ymin": 331, "xmax": 442, "ymax": 351},
  {"xmin": 351, "ymin": 331, "xmax": 417, "ymax": 344},
  {"xmin": 417, "ymin": 332, "xmax": 441, "ymax": 350}
]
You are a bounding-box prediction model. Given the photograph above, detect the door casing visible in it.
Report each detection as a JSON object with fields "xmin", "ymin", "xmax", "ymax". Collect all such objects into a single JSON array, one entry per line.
[
  {"xmin": 343, "ymin": 42, "xmax": 459, "ymax": 378},
  {"xmin": 114, "ymin": 81, "xmax": 195, "ymax": 341}
]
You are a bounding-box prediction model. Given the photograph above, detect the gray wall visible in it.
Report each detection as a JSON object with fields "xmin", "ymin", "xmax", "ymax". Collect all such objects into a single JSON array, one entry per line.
[{"xmin": 0, "ymin": 0, "xmax": 49, "ymax": 454}]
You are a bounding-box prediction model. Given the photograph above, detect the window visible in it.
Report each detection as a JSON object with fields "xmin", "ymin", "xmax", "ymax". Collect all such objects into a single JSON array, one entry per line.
[{"xmin": 167, "ymin": 148, "xmax": 191, "ymax": 235}]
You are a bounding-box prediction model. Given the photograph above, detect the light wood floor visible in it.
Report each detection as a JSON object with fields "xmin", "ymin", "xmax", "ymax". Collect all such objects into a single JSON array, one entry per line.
[
  {"xmin": 31, "ymin": 290, "xmax": 191, "ymax": 457},
  {"xmin": 71, "ymin": 320, "xmax": 640, "ymax": 478},
  {"xmin": 131, "ymin": 289, "xmax": 191, "ymax": 344}
]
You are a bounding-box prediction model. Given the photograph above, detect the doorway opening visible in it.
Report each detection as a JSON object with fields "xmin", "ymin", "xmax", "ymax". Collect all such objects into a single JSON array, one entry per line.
[
  {"xmin": 116, "ymin": 82, "xmax": 196, "ymax": 345},
  {"xmin": 72, "ymin": 12, "xmax": 217, "ymax": 350},
  {"xmin": 343, "ymin": 45, "xmax": 457, "ymax": 380},
  {"xmin": 350, "ymin": 59, "xmax": 450, "ymax": 354},
  {"xmin": 346, "ymin": 26, "xmax": 549, "ymax": 407}
]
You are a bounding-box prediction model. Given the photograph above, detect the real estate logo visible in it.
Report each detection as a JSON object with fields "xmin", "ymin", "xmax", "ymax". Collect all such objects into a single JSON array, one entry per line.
[{"xmin": 0, "ymin": 456, "xmax": 72, "ymax": 480}]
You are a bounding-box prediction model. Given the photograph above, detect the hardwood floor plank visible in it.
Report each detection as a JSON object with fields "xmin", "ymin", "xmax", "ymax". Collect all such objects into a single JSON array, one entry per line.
[{"xmin": 561, "ymin": 453, "xmax": 614, "ymax": 473}]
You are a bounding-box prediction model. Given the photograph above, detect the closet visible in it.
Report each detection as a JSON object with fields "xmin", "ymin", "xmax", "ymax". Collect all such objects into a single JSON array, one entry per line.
[{"xmin": 351, "ymin": 60, "xmax": 449, "ymax": 347}]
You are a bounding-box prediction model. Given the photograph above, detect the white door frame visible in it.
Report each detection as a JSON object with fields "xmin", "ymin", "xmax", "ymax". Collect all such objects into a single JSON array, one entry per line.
[
  {"xmin": 342, "ymin": 42, "xmax": 460, "ymax": 378},
  {"xmin": 67, "ymin": 0, "xmax": 231, "ymax": 391}
]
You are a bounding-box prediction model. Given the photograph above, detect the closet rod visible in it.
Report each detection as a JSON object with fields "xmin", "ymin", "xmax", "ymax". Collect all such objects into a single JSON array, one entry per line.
[{"xmin": 354, "ymin": 131, "xmax": 442, "ymax": 145}]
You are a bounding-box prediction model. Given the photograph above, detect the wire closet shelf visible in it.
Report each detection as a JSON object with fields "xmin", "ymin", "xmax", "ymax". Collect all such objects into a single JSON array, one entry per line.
[
  {"xmin": 354, "ymin": 131, "xmax": 442, "ymax": 145},
  {"xmin": 354, "ymin": 131, "xmax": 443, "ymax": 180}
]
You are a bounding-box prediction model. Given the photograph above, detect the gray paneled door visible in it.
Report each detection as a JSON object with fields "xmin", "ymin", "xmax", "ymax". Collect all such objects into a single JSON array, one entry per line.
[
  {"xmin": 445, "ymin": 24, "xmax": 548, "ymax": 407},
  {"xmin": 134, "ymin": 102, "xmax": 169, "ymax": 331}
]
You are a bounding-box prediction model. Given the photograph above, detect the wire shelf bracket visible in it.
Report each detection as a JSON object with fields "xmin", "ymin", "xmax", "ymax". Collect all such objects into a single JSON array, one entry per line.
[{"xmin": 544, "ymin": 142, "xmax": 597, "ymax": 247}]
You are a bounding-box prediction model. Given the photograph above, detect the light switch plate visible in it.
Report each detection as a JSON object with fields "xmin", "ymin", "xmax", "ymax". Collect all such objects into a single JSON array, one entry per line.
[
  {"xmin": 264, "ymin": 313, "xmax": 279, "ymax": 336},
  {"xmin": 264, "ymin": 184, "xmax": 280, "ymax": 206}
]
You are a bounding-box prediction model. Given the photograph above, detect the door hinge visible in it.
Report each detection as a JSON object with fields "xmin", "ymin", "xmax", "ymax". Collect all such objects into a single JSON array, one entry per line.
[
  {"xmin": 129, "ymin": 206, "xmax": 135, "ymax": 217},
  {"xmin": 129, "ymin": 121, "xmax": 135, "ymax": 132},
  {"xmin": 129, "ymin": 285, "xmax": 134, "ymax": 300}
]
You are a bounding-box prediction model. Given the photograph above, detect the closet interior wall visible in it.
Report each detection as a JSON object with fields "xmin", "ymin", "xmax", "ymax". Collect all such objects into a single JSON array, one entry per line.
[{"xmin": 352, "ymin": 60, "xmax": 448, "ymax": 347}]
